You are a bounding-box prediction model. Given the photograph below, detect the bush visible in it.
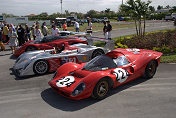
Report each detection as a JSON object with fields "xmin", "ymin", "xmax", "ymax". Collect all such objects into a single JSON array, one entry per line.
[
  {"xmin": 115, "ymin": 43, "xmax": 128, "ymax": 49},
  {"xmin": 153, "ymin": 47, "xmax": 162, "ymax": 52},
  {"xmin": 161, "ymin": 46, "xmax": 171, "ymax": 54}
]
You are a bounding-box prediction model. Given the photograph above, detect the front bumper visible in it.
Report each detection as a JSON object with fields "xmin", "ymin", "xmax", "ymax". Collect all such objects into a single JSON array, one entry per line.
[
  {"xmin": 48, "ymin": 81, "xmax": 90, "ymax": 100},
  {"xmin": 13, "ymin": 64, "xmax": 34, "ymax": 77}
]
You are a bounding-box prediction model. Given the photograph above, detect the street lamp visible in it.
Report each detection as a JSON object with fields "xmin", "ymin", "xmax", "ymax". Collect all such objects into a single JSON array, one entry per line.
[
  {"xmin": 122, "ymin": 0, "xmax": 124, "ymax": 4},
  {"xmin": 60, "ymin": 0, "xmax": 63, "ymax": 14}
]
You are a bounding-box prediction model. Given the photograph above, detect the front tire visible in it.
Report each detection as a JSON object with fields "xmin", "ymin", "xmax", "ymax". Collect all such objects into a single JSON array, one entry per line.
[
  {"xmin": 91, "ymin": 49, "xmax": 105, "ymax": 59},
  {"xmin": 33, "ymin": 60, "xmax": 49, "ymax": 75},
  {"xmin": 92, "ymin": 78, "xmax": 109, "ymax": 99},
  {"xmin": 143, "ymin": 60, "xmax": 157, "ymax": 79}
]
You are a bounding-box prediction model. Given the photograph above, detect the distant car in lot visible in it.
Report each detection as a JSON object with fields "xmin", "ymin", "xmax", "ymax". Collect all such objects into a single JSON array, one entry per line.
[
  {"xmin": 49, "ymin": 48, "xmax": 162, "ymax": 100},
  {"xmin": 14, "ymin": 35, "xmax": 87, "ymax": 57},
  {"xmin": 13, "ymin": 43, "xmax": 108, "ymax": 77},
  {"xmin": 117, "ymin": 17, "xmax": 125, "ymax": 21},
  {"xmin": 171, "ymin": 13, "xmax": 176, "ymax": 20},
  {"xmin": 165, "ymin": 15, "xmax": 173, "ymax": 21}
]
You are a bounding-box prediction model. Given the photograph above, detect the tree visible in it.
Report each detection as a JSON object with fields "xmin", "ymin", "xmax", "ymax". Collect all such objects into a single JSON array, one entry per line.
[
  {"xmin": 120, "ymin": 0, "xmax": 151, "ymax": 38},
  {"xmin": 105, "ymin": 8, "xmax": 111, "ymax": 13},
  {"xmin": 149, "ymin": 6, "xmax": 155, "ymax": 13},
  {"xmin": 157, "ymin": 5, "xmax": 163, "ymax": 10},
  {"xmin": 85, "ymin": 10, "xmax": 97, "ymax": 18},
  {"xmin": 165, "ymin": 5, "xmax": 171, "ymax": 9}
]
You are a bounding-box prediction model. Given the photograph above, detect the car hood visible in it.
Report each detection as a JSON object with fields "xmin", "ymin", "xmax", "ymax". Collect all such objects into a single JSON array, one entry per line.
[{"xmin": 49, "ymin": 69, "xmax": 92, "ymax": 93}]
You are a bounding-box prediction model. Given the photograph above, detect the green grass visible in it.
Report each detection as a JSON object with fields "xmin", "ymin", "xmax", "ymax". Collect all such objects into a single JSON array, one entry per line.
[
  {"xmin": 161, "ymin": 54, "xmax": 176, "ymax": 63},
  {"xmin": 47, "ymin": 22, "xmax": 136, "ymax": 32}
]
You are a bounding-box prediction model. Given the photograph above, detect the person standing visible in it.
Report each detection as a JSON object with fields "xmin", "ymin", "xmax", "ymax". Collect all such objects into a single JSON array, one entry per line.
[
  {"xmin": 31, "ymin": 24, "xmax": 36, "ymax": 40},
  {"xmin": 62, "ymin": 21, "xmax": 67, "ymax": 31},
  {"xmin": 25, "ymin": 24, "xmax": 31, "ymax": 42},
  {"xmin": 106, "ymin": 21, "xmax": 112, "ymax": 40},
  {"xmin": 8, "ymin": 27, "xmax": 18, "ymax": 53},
  {"xmin": 51, "ymin": 25, "xmax": 59, "ymax": 36},
  {"xmin": 0, "ymin": 27, "xmax": 5, "ymax": 51},
  {"xmin": 2, "ymin": 23, "xmax": 9, "ymax": 43},
  {"xmin": 74, "ymin": 21, "xmax": 79, "ymax": 32},
  {"xmin": 103, "ymin": 21, "xmax": 108, "ymax": 40},
  {"xmin": 34, "ymin": 26, "xmax": 42, "ymax": 40},
  {"xmin": 87, "ymin": 20, "xmax": 92, "ymax": 34},
  {"xmin": 51, "ymin": 21, "xmax": 55, "ymax": 29},
  {"xmin": 17, "ymin": 25, "xmax": 25, "ymax": 46},
  {"xmin": 41, "ymin": 22, "xmax": 49, "ymax": 36}
]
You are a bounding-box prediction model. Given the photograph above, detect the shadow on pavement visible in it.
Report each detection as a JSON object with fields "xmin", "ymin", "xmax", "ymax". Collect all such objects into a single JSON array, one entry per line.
[
  {"xmin": 10, "ymin": 55, "xmax": 17, "ymax": 60},
  {"xmin": 41, "ymin": 77, "xmax": 150, "ymax": 111},
  {"xmin": 9, "ymin": 67, "xmax": 54, "ymax": 80}
]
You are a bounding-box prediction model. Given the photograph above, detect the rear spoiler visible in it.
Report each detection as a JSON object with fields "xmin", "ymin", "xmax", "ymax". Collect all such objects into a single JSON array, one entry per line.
[
  {"xmin": 70, "ymin": 34, "xmax": 115, "ymax": 51},
  {"xmin": 86, "ymin": 36, "xmax": 115, "ymax": 51}
]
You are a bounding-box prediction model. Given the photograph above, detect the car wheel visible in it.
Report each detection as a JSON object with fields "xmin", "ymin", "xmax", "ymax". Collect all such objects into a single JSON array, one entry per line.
[
  {"xmin": 26, "ymin": 46, "xmax": 37, "ymax": 52},
  {"xmin": 143, "ymin": 60, "xmax": 157, "ymax": 79},
  {"xmin": 91, "ymin": 49, "xmax": 105, "ymax": 59},
  {"xmin": 33, "ymin": 60, "xmax": 49, "ymax": 75},
  {"xmin": 92, "ymin": 78, "xmax": 109, "ymax": 99}
]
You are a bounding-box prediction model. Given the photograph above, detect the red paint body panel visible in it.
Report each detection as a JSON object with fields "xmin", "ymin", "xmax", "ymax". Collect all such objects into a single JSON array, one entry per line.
[{"xmin": 48, "ymin": 48, "xmax": 163, "ymax": 100}]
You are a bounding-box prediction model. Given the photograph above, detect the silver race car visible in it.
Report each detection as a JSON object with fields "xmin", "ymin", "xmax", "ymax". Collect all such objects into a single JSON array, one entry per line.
[{"xmin": 13, "ymin": 43, "xmax": 109, "ymax": 77}]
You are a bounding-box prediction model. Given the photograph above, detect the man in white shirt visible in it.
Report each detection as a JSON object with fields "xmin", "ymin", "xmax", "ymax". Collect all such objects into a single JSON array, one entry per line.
[
  {"xmin": 74, "ymin": 21, "xmax": 79, "ymax": 32},
  {"xmin": 51, "ymin": 25, "xmax": 60, "ymax": 36}
]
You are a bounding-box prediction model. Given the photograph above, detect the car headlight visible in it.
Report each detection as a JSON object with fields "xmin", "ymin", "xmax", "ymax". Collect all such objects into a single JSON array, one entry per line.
[
  {"xmin": 51, "ymin": 71, "xmax": 57, "ymax": 80},
  {"xmin": 72, "ymin": 83, "xmax": 86, "ymax": 97}
]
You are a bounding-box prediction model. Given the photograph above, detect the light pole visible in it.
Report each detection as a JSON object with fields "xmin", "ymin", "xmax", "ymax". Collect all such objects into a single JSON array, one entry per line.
[
  {"xmin": 122, "ymin": 0, "xmax": 123, "ymax": 5},
  {"xmin": 60, "ymin": 0, "xmax": 63, "ymax": 14}
]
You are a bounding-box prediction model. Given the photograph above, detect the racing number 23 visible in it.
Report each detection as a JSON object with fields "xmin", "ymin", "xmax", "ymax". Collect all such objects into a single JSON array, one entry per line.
[{"xmin": 113, "ymin": 68, "xmax": 129, "ymax": 83}]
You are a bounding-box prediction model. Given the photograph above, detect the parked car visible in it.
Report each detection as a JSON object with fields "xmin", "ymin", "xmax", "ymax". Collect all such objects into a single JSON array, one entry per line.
[
  {"xmin": 48, "ymin": 48, "xmax": 162, "ymax": 100},
  {"xmin": 165, "ymin": 15, "xmax": 173, "ymax": 21},
  {"xmin": 171, "ymin": 13, "xmax": 176, "ymax": 20},
  {"xmin": 14, "ymin": 35, "xmax": 87, "ymax": 56},
  {"xmin": 13, "ymin": 43, "xmax": 108, "ymax": 77}
]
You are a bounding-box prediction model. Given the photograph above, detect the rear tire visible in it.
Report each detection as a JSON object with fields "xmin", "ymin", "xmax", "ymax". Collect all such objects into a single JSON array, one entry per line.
[
  {"xmin": 143, "ymin": 60, "xmax": 157, "ymax": 79},
  {"xmin": 33, "ymin": 60, "xmax": 49, "ymax": 75},
  {"xmin": 92, "ymin": 78, "xmax": 109, "ymax": 100},
  {"xmin": 91, "ymin": 49, "xmax": 105, "ymax": 59}
]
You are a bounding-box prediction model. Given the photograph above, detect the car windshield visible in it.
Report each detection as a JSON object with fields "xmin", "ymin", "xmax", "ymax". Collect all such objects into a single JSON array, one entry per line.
[
  {"xmin": 83, "ymin": 55, "xmax": 117, "ymax": 71},
  {"xmin": 83, "ymin": 55, "xmax": 130, "ymax": 71}
]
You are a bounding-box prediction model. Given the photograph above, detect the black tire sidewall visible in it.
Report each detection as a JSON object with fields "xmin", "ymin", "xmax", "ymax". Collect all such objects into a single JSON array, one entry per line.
[{"xmin": 144, "ymin": 60, "xmax": 157, "ymax": 79}]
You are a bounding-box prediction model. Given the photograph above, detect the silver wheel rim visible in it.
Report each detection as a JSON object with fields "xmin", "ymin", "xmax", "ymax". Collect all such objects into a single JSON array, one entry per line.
[{"xmin": 35, "ymin": 61, "xmax": 48, "ymax": 74}]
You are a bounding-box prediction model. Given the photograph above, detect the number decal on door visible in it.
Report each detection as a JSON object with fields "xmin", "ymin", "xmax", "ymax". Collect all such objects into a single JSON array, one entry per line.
[{"xmin": 113, "ymin": 68, "xmax": 129, "ymax": 83}]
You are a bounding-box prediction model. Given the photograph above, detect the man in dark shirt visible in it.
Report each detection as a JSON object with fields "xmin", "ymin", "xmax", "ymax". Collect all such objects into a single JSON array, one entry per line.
[
  {"xmin": 106, "ymin": 21, "xmax": 112, "ymax": 40},
  {"xmin": 25, "ymin": 24, "xmax": 31, "ymax": 42},
  {"xmin": 17, "ymin": 25, "xmax": 25, "ymax": 46}
]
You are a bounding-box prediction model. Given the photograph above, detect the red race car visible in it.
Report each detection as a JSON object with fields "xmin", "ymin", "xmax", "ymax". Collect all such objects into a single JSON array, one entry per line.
[
  {"xmin": 14, "ymin": 35, "xmax": 87, "ymax": 56},
  {"xmin": 48, "ymin": 48, "xmax": 162, "ymax": 100}
]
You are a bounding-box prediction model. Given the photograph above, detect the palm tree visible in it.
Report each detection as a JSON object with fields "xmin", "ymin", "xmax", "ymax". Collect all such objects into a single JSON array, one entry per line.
[{"xmin": 120, "ymin": 0, "xmax": 151, "ymax": 38}]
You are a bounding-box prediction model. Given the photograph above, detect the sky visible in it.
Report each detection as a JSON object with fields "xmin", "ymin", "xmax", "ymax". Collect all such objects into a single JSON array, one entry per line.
[{"xmin": 0, "ymin": 0, "xmax": 176, "ymax": 16}]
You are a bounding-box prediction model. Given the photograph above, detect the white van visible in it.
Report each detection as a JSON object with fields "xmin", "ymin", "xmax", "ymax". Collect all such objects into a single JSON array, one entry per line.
[{"xmin": 171, "ymin": 13, "xmax": 176, "ymax": 20}]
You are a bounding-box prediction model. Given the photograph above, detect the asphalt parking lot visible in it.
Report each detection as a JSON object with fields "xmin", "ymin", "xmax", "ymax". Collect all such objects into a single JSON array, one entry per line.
[{"xmin": 0, "ymin": 21, "xmax": 176, "ymax": 118}]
